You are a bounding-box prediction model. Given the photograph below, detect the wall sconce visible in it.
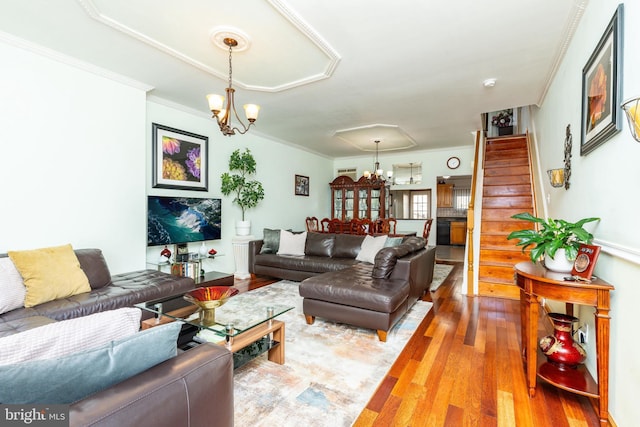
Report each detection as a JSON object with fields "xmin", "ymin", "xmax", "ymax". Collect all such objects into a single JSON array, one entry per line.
[
  {"xmin": 547, "ymin": 168, "xmax": 565, "ymax": 188},
  {"xmin": 621, "ymin": 97, "xmax": 640, "ymax": 142}
]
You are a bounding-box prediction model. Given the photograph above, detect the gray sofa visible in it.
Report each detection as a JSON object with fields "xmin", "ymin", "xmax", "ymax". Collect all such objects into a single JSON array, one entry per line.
[{"xmin": 249, "ymin": 232, "xmax": 436, "ymax": 341}]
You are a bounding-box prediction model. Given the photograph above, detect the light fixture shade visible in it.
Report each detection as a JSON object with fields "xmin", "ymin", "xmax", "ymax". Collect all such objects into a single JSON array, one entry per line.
[
  {"xmin": 376, "ymin": 168, "xmax": 384, "ymax": 176},
  {"xmin": 243, "ymin": 104, "xmax": 260, "ymax": 121},
  {"xmin": 621, "ymin": 97, "xmax": 640, "ymax": 142},
  {"xmin": 387, "ymin": 171, "xmax": 393, "ymax": 178},
  {"xmin": 363, "ymin": 170, "xmax": 371, "ymax": 178},
  {"xmin": 207, "ymin": 94, "xmax": 225, "ymax": 112},
  {"xmin": 547, "ymin": 169, "xmax": 565, "ymax": 188}
]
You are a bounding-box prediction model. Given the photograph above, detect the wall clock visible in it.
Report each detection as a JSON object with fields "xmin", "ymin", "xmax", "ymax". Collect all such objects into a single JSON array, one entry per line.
[{"xmin": 447, "ymin": 156, "xmax": 460, "ymax": 169}]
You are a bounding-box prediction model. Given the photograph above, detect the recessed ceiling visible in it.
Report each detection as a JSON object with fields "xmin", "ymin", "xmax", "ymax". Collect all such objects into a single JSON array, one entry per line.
[
  {"xmin": 0, "ymin": 0, "xmax": 588, "ymax": 158},
  {"xmin": 334, "ymin": 124, "xmax": 416, "ymax": 152},
  {"xmin": 78, "ymin": 0, "xmax": 340, "ymax": 92}
]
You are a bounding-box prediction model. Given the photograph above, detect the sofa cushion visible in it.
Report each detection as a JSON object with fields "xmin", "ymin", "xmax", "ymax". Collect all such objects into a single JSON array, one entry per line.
[
  {"xmin": 299, "ymin": 264, "xmax": 410, "ymax": 313},
  {"xmin": 372, "ymin": 245, "xmax": 410, "ymax": 279},
  {"xmin": 0, "ymin": 257, "xmax": 26, "ymax": 314},
  {"xmin": 8, "ymin": 244, "xmax": 91, "ymax": 308},
  {"xmin": 384, "ymin": 237, "xmax": 404, "ymax": 248},
  {"xmin": 0, "ymin": 321, "xmax": 181, "ymax": 404},
  {"xmin": 333, "ymin": 234, "xmax": 366, "ymax": 258},
  {"xmin": 277, "ymin": 230, "xmax": 307, "ymax": 256},
  {"xmin": 305, "ymin": 232, "xmax": 335, "ymax": 257},
  {"xmin": 75, "ymin": 248, "xmax": 113, "ymax": 289},
  {"xmin": 356, "ymin": 235, "xmax": 388, "ymax": 264},
  {"xmin": 255, "ymin": 254, "xmax": 357, "ymax": 273},
  {"xmin": 0, "ymin": 307, "xmax": 141, "ymax": 366},
  {"xmin": 260, "ymin": 228, "xmax": 282, "ymax": 254}
]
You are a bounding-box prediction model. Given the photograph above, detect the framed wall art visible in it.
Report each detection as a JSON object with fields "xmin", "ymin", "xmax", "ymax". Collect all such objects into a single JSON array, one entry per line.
[
  {"xmin": 580, "ymin": 3, "xmax": 623, "ymax": 156},
  {"xmin": 152, "ymin": 123, "xmax": 208, "ymax": 191},
  {"xmin": 295, "ymin": 174, "xmax": 309, "ymax": 196}
]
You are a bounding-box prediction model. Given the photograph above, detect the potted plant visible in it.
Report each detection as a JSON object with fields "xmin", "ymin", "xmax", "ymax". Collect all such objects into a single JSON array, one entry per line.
[
  {"xmin": 220, "ymin": 148, "xmax": 265, "ymax": 236},
  {"xmin": 506, "ymin": 212, "xmax": 600, "ymax": 272},
  {"xmin": 491, "ymin": 109, "xmax": 513, "ymax": 135}
]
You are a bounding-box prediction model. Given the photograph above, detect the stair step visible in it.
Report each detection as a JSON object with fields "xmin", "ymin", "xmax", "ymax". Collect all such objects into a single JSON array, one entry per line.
[
  {"xmin": 479, "ymin": 249, "xmax": 530, "ymax": 264},
  {"xmin": 482, "ymin": 195, "xmax": 532, "ymax": 209},
  {"xmin": 481, "ymin": 208, "xmax": 532, "ymax": 220},
  {"xmin": 481, "ymin": 220, "xmax": 533, "ymax": 233},
  {"xmin": 486, "ymin": 139, "xmax": 527, "ymax": 150},
  {"xmin": 478, "ymin": 264, "xmax": 516, "ymax": 281},
  {"xmin": 478, "ymin": 281, "xmax": 520, "ymax": 300},
  {"xmin": 484, "ymin": 165, "xmax": 530, "ymax": 177},
  {"xmin": 483, "ymin": 174, "xmax": 532, "ymax": 186},
  {"xmin": 483, "ymin": 185, "xmax": 532, "ymax": 197},
  {"xmin": 484, "ymin": 157, "xmax": 530, "ymax": 168}
]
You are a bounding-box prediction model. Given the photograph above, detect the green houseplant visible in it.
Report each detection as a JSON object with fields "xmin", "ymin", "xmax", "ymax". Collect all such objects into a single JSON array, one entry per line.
[
  {"xmin": 506, "ymin": 212, "xmax": 599, "ymax": 271},
  {"xmin": 220, "ymin": 148, "xmax": 264, "ymax": 235}
]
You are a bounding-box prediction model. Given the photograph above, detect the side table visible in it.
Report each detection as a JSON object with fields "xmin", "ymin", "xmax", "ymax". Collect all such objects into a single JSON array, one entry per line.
[{"xmin": 514, "ymin": 261, "xmax": 614, "ymax": 427}]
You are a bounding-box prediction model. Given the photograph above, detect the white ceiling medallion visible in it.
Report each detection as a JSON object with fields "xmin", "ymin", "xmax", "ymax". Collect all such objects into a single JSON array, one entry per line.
[
  {"xmin": 210, "ymin": 27, "xmax": 251, "ymax": 52},
  {"xmin": 334, "ymin": 124, "xmax": 417, "ymax": 152}
]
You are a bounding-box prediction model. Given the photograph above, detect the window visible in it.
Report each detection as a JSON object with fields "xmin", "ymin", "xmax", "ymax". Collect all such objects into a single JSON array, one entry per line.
[{"xmin": 391, "ymin": 189, "xmax": 431, "ymax": 219}]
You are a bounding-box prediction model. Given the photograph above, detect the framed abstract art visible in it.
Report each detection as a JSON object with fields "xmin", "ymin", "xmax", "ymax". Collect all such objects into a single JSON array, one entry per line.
[
  {"xmin": 152, "ymin": 123, "xmax": 208, "ymax": 191},
  {"xmin": 580, "ymin": 4, "xmax": 623, "ymax": 155}
]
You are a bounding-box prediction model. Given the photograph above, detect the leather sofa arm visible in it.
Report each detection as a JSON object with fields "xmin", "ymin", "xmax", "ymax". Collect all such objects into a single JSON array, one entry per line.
[{"xmin": 70, "ymin": 343, "xmax": 234, "ymax": 427}]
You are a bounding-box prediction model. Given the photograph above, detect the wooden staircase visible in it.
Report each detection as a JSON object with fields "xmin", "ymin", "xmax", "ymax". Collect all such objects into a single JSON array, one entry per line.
[{"xmin": 478, "ymin": 135, "xmax": 534, "ymax": 299}]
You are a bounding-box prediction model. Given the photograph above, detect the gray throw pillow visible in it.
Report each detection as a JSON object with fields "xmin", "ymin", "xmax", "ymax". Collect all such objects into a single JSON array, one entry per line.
[
  {"xmin": 260, "ymin": 228, "xmax": 281, "ymax": 254},
  {"xmin": 0, "ymin": 321, "xmax": 181, "ymax": 404}
]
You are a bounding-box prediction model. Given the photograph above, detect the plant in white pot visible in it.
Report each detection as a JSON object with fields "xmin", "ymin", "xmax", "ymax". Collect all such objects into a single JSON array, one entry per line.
[
  {"xmin": 506, "ymin": 212, "xmax": 600, "ymax": 273},
  {"xmin": 220, "ymin": 148, "xmax": 265, "ymax": 236}
]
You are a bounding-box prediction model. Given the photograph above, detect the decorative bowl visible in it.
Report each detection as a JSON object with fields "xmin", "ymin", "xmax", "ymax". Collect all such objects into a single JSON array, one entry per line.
[
  {"xmin": 184, "ymin": 286, "xmax": 239, "ymax": 325},
  {"xmin": 184, "ymin": 286, "xmax": 239, "ymax": 308}
]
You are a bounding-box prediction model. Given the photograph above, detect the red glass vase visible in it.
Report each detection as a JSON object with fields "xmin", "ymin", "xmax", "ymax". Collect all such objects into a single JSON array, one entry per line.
[{"xmin": 539, "ymin": 313, "xmax": 586, "ymax": 369}]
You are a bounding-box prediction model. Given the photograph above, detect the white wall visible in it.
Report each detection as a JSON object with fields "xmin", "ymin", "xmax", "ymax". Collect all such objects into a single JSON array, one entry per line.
[
  {"xmin": 145, "ymin": 101, "xmax": 334, "ymax": 274},
  {"xmin": 333, "ymin": 144, "xmax": 475, "ymax": 244},
  {"xmin": 532, "ymin": 1, "xmax": 640, "ymax": 424},
  {"xmin": 0, "ymin": 38, "xmax": 147, "ymax": 274}
]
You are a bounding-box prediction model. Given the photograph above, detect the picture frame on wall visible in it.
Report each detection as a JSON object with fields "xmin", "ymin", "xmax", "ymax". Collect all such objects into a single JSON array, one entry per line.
[
  {"xmin": 580, "ymin": 3, "xmax": 623, "ymax": 156},
  {"xmin": 152, "ymin": 123, "xmax": 208, "ymax": 191},
  {"xmin": 295, "ymin": 174, "xmax": 309, "ymax": 196}
]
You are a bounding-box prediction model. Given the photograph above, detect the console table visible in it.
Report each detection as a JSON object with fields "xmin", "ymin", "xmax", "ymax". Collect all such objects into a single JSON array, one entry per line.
[{"xmin": 514, "ymin": 261, "xmax": 614, "ymax": 426}]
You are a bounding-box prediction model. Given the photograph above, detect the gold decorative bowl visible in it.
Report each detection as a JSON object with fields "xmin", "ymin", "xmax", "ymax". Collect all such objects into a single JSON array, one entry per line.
[{"xmin": 184, "ymin": 286, "xmax": 239, "ymax": 326}]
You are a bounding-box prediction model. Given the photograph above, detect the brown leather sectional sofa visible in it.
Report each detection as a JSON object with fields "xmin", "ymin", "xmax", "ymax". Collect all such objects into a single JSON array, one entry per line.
[
  {"xmin": 249, "ymin": 232, "xmax": 436, "ymax": 341},
  {"xmin": 0, "ymin": 249, "xmax": 234, "ymax": 427}
]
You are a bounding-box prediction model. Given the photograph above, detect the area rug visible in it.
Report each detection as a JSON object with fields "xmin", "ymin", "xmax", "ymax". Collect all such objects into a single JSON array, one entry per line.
[
  {"xmin": 231, "ymin": 264, "xmax": 452, "ymax": 427},
  {"xmin": 429, "ymin": 263, "xmax": 454, "ymax": 291}
]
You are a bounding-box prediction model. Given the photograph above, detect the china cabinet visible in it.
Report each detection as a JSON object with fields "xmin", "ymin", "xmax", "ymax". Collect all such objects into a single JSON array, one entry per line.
[{"xmin": 330, "ymin": 176, "xmax": 388, "ymax": 221}]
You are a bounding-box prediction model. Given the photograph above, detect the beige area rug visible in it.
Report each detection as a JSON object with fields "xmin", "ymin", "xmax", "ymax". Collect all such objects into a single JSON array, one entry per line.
[
  {"xmin": 429, "ymin": 263, "xmax": 454, "ymax": 291},
  {"xmin": 232, "ymin": 264, "xmax": 453, "ymax": 427}
]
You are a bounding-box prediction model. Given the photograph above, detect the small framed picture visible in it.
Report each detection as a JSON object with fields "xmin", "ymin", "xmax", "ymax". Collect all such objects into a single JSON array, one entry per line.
[
  {"xmin": 571, "ymin": 244, "xmax": 601, "ymax": 282},
  {"xmin": 295, "ymin": 174, "xmax": 309, "ymax": 196},
  {"xmin": 152, "ymin": 123, "xmax": 208, "ymax": 191},
  {"xmin": 580, "ymin": 4, "xmax": 623, "ymax": 155}
]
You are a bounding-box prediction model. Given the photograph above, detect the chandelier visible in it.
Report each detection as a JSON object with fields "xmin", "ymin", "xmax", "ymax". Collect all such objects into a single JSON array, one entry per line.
[
  {"xmin": 363, "ymin": 140, "xmax": 392, "ymax": 181},
  {"xmin": 206, "ymin": 38, "xmax": 260, "ymax": 136}
]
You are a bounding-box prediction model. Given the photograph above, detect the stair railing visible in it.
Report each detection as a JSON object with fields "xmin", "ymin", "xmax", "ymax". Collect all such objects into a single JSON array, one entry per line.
[{"xmin": 466, "ymin": 128, "xmax": 483, "ymax": 296}]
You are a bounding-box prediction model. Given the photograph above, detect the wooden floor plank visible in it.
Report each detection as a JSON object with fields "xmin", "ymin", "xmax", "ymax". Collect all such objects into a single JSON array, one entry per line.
[{"xmin": 245, "ymin": 263, "xmax": 601, "ymax": 427}]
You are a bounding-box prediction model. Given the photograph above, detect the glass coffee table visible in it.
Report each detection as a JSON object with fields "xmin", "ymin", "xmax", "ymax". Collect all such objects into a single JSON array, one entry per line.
[{"xmin": 136, "ymin": 291, "xmax": 293, "ymax": 369}]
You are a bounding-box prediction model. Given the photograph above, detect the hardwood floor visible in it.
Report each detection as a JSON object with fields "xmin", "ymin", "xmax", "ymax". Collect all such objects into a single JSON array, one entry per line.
[
  {"xmin": 237, "ymin": 264, "xmax": 602, "ymax": 426},
  {"xmin": 351, "ymin": 262, "xmax": 601, "ymax": 427}
]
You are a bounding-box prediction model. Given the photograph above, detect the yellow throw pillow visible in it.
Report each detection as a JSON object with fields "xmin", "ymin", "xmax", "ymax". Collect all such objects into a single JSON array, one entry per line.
[{"xmin": 8, "ymin": 244, "xmax": 91, "ymax": 308}]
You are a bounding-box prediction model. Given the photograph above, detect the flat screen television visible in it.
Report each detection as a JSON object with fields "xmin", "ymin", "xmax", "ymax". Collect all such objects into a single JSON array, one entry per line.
[{"xmin": 147, "ymin": 196, "xmax": 221, "ymax": 246}]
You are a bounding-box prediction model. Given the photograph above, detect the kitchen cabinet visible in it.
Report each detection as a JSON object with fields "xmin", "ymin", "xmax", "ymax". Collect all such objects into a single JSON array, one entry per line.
[
  {"xmin": 437, "ymin": 184, "xmax": 454, "ymax": 208},
  {"xmin": 450, "ymin": 221, "xmax": 467, "ymax": 245},
  {"xmin": 330, "ymin": 176, "xmax": 388, "ymax": 221}
]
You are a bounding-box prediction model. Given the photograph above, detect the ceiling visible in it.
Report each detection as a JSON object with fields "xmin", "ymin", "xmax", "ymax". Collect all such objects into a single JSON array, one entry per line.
[{"xmin": 0, "ymin": 0, "xmax": 587, "ymax": 158}]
